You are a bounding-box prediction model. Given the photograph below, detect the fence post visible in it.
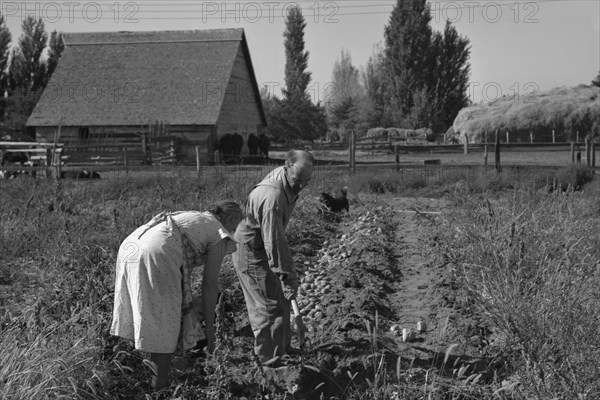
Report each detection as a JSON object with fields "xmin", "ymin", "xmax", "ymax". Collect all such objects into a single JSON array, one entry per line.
[
  {"xmin": 552, "ymin": 129, "xmax": 555, "ymax": 143},
  {"xmin": 530, "ymin": 131, "xmax": 533, "ymax": 143},
  {"xmin": 505, "ymin": 131, "xmax": 509, "ymax": 144},
  {"xmin": 122, "ymin": 147, "xmax": 128, "ymax": 173},
  {"xmin": 571, "ymin": 141, "xmax": 575, "ymax": 163},
  {"xmin": 196, "ymin": 146, "xmax": 202, "ymax": 179},
  {"xmin": 169, "ymin": 140, "xmax": 176, "ymax": 165},
  {"xmin": 576, "ymin": 131, "xmax": 579, "ymax": 143},
  {"xmin": 351, "ymin": 130, "xmax": 356, "ymax": 174},
  {"xmin": 495, "ymin": 131, "xmax": 501, "ymax": 172},
  {"xmin": 484, "ymin": 145, "xmax": 488, "ymax": 167},
  {"xmin": 141, "ymin": 133, "xmax": 152, "ymax": 165},
  {"xmin": 214, "ymin": 150, "xmax": 220, "ymax": 166},
  {"xmin": 45, "ymin": 148, "xmax": 52, "ymax": 179},
  {"xmin": 463, "ymin": 135, "xmax": 469, "ymax": 155},
  {"xmin": 141, "ymin": 133, "xmax": 147, "ymax": 163},
  {"xmin": 348, "ymin": 131, "xmax": 352, "ymax": 171},
  {"xmin": 53, "ymin": 149, "xmax": 62, "ymax": 179},
  {"xmin": 585, "ymin": 137, "xmax": 590, "ymax": 167}
]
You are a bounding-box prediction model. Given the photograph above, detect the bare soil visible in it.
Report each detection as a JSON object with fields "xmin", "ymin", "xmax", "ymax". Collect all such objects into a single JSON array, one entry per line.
[{"xmin": 176, "ymin": 195, "xmax": 502, "ymax": 399}]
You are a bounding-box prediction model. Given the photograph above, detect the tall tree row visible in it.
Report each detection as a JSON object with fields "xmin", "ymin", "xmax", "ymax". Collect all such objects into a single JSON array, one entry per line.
[
  {"xmin": 361, "ymin": 44, "xmax": 387, "ymax": 131},
  {"xmin": 327, "ymin": 0, "xmax": 471, "ymax": 137},
  {"xmin": 0, "ymin": 15, "xmax": 64, "ymax": 136},
  {"xmin": 0, "ymin": 16, "xmax": 12, "ymax": 122},
  {"xmin": 262, "ymin": 5, "xmax": 327, "ymax": 143},
  {"xmin": 383, "ymin": 0, "xmax": 434, "ymax": 127},
  {"xmin": 382, "ymin": 0, "xmax": 471, "ymax": 133},
  {"xmin": 423, "ymin": 21, "xmax": 470, "ymax": 131},
  {"xmin": 326, "ymin": 49, "xmax": 363, "ymax": 141}
]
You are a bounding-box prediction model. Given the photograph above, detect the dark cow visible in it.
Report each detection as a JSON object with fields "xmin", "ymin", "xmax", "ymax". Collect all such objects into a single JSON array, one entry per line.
[
  {"xmin": 1, "ymin": 150, "xmax": 29, "ymax": 166},
  {"xmin": 77, "ymin": 170, "xmax": 101, "ymax": 179},
  {"xmin": 219, "ymin": 133, "xmax": 234, "ymax": 163},
  {"xmin": 258, "ymin": 134, "xmax": 270, "ymax": 161},
  {"xmin": 0, "ymin": 150, "xmax": 34, "ymax": 179},
  {"xmin": 60, "ymin": 169, "xmax": 101, "ymax": 179},
  {"xmin": 0, "ymin": 170, "xmax": 36, "ymax": 179},
  {"xmin": 232, "ymin": 132, "xmax": 243, "ymax": 162},
  {"xmin": 247, "ymin": 133, "xmax": 260, "ymax": 156}
]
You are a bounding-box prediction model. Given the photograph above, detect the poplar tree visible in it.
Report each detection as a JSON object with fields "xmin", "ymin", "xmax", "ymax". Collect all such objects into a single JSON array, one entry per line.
[
  {"xmin": 383, "ymin": 0, "xmax": 433, "ymax": 126},
  {"xmin": 283, "ymin": 5, "xmax": 311, "ymax": 103},
  {"xmin": 327, "ymin": 49, "xmax": 362, "ymax": 139},
  {"xmin": 10, "ymin": 16, "xmax": 48, "ymax": 93},
  {"xmin": 6, "ymin": 16, "xmax": 48, "ymax": 135},
  {"xmin": 273, "ymin": 5, "xmax": 326, "ymax": 142},
  {"xmin": 382, "ymin": 1, "xmax": 470, "ymax": 132},
  {"xmin": 45, "ymin": 30, "xmax": 65, "ymax": 86},
  {"xmin": 429, "ymin": 21, "xmax": 471, "ymax": 131},
  {"xmin": 362, "ymin": 43, "xmax": 386, "ymax": 128},
  {"xmin": 0, "ymin": 16, "xmax": 12, "ymax": 122}
]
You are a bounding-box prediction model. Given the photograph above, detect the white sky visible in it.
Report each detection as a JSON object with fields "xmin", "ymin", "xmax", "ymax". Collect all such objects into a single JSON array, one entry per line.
[{"xmin": 2, "ymin": 0, "xmax": 599, "ymax": 104}]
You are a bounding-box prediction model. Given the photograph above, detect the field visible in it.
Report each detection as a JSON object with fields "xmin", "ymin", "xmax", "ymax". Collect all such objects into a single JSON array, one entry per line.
[{"xmin": 1, "ymin": 155, "xmax": 599, "ymax": 399}]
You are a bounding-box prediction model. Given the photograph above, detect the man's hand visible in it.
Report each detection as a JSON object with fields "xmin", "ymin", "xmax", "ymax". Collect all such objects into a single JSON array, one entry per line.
[{"xmin": 281, "ymin": 281, "xmax": 297, "ymax": 301}]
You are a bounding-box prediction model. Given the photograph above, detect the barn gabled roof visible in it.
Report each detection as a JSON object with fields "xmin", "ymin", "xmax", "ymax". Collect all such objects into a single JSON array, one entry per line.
[{"xmin": 27, "ymin": 28, "xmax": 267, "ymax": 127}]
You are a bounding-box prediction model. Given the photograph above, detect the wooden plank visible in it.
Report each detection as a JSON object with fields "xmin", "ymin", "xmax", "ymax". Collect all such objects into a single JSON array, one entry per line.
[
  {"xmin": 3, "ymin": 148, "xmax": 63, "ymax": 153},
  {"xmin": 0, "ymin": 141, "xmax": 64, "ymax": 147}
]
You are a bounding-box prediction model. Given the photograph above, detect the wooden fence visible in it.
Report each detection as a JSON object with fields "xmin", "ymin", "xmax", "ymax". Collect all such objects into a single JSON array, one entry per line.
[
  {"xmin": 0, "ymin": 141, "xmax": 64, "ymax": 178},
  {"xmin": 344, "ymin": 130, "xmax": 598, "ymax": 172}
]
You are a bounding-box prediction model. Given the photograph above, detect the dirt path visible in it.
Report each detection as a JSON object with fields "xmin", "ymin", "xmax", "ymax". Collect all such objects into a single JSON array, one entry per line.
[
  {"xmin": 388, "ymin": 197, "xmax": 459, "ymax": 345},
  {"xmin": 386, "ymin": 197, "xmax": 495, "ymax": 380}
]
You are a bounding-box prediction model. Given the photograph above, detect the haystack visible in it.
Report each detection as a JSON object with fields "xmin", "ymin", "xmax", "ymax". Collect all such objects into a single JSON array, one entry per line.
[{"xmin": 452, "ymin": 85, "xmax": 600, "ymax": 143}]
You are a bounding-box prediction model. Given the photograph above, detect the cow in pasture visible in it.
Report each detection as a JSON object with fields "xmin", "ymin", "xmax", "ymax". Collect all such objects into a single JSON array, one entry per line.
[
  {"xmin": 258, "ymin": 134, "xmax": 270, "ymax": 161},
  {"xmin": 218, "ymin": 133, "xmax": 234, "ymax": 163},
  {"xmin": 1, "ymin": 150, "xmax": 30, "ymax": 166},
  {"xmin": 248, "ymin": 133, "xmax": 259, "ymax": 156},
  {"xmin": 0, "ymin": 170, "xmax": 36, "ymax": 179},
  {"xmin": 60, "ymin": 169, "xmax": 101, "ymax": 179},
  {"xmin": 232, "ymin": 132, "xmax": 243, "ymax": 162}
]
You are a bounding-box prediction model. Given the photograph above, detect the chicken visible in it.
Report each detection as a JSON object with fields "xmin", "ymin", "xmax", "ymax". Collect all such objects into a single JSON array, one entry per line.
[{"xmin": 320, "ymin": 187, "xmax": 349, "ymax": 213}]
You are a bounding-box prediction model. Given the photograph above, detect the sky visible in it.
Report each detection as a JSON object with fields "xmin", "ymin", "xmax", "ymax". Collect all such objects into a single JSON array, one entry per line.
[{"xmin": 1, "ymin": 0, "xmax": 598, "ymax": 104}]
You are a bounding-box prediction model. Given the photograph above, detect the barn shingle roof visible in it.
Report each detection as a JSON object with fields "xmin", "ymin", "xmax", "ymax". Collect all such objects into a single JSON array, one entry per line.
[{"xmin": 27, "ymin": 28, "xmax": 264, "ymax": 127}]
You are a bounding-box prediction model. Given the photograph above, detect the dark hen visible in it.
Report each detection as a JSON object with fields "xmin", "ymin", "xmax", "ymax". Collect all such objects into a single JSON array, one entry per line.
[{"xmin": 320, "ymin": 187, "xmax": 349, "ymax": 213}]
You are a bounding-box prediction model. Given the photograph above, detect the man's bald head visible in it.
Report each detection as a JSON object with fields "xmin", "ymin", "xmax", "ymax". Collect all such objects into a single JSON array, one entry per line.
[{"xmin": 285, "ymin": 150, "xmax": 314, "ymax": 195}]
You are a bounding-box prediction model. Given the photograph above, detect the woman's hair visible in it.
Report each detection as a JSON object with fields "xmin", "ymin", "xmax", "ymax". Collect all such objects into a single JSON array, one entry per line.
[{"xmin": 208, "ymin": 200, "xmax": 243, "ymax": 220}]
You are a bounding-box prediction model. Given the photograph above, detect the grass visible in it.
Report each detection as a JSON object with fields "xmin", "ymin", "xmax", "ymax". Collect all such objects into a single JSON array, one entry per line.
[
  {"xmin": 0, "ymin": 163, "xmax": 598, "ymax": 399},
  {"xmin": 439, "ymin": 183, "xmax": 600, "ymax": 399}
]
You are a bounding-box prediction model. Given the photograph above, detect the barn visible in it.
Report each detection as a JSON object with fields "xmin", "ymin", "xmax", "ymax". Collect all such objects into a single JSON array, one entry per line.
[{"xmin": 26, "ymin": 28, "xmax": 267, "ymax": 164}]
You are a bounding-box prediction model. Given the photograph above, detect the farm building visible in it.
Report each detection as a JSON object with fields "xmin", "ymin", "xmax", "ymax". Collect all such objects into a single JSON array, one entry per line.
[{"xmin": 26, "ymin": 28, "xmax": 267, "ymax": 165}]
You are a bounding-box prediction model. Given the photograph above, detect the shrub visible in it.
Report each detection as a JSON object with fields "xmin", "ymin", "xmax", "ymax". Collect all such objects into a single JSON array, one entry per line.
[{"xmin": 545, "ymin": 164, "xmax": 595, "ymax": 191}]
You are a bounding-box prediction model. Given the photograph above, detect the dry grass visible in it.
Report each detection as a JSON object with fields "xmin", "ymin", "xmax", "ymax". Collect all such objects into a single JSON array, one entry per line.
[{"xmin": 440, "ymin": 184, "xmax": 600, "ymax": 399}]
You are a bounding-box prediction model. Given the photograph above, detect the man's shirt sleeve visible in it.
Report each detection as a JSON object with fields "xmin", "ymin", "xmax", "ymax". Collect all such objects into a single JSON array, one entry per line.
[{"xmin": 260, "ymin": 202, "xmax": 298, "ymax": 288}]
